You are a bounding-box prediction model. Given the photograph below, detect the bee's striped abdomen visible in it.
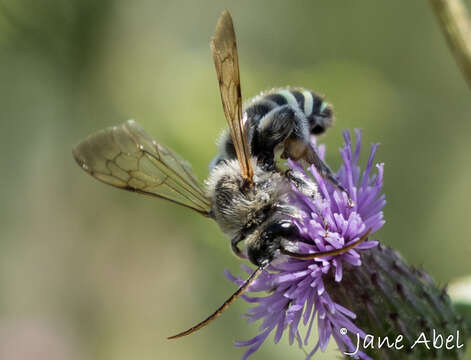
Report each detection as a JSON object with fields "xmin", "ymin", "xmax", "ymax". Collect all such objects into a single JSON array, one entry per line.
[
  {"xmin": 243, "ymin": 87, "xmax": 333, "ymax": 135},
  {"xmin": 211, "ymin": 87, "xmax": 335, "ymax": 171}
]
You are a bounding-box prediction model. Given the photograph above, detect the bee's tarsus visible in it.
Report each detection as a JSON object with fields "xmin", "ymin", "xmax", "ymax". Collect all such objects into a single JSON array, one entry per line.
[
  {"xmin": 326, "ymin": 175, "xmax": 355, "ymax": 207},
  {"xmin": 346, "ymin": 196, "xmax": 355, "ymax": 208}
]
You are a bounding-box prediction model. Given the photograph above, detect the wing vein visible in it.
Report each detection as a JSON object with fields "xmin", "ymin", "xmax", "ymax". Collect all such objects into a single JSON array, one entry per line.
[
  {"xmin": 73, "ymin": 120, "xmax": 211, "ymax": 216},
  {"xmin": 211, "ymin": 10, "xmax": 254, "ymax": 185}
]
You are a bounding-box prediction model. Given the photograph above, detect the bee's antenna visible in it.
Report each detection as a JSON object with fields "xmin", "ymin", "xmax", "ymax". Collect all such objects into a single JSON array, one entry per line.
[
  {"xmin": 280, "ymin": 228, "xmax": 372, "ymax": 260},
  {"xmin": 167, "ymin": 265, "xmax": 266, "ymax": 340}
]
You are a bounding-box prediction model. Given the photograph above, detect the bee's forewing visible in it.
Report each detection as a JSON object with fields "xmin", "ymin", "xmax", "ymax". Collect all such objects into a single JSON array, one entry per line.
[
  {"xmin": 211, "ymin": 10, "xmax": 254, "ymax": 184},
  {"xmin": 73, "ymin": 120, "xmax": 212, "ymax": 216}
]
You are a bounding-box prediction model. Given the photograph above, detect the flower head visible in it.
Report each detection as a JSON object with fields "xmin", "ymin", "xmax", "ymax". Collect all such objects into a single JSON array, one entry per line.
[{"xmin": 226, "ymin": 130, "xmax": 386, "ymax": 359}]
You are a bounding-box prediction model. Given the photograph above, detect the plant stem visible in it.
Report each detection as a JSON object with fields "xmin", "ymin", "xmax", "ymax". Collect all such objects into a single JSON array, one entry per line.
[{"xmin": 430, "ymin": 0, "xmax": 471, "ymax": 89}]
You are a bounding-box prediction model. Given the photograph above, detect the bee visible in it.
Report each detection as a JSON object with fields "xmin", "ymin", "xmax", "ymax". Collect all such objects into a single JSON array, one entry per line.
[{"xmin": 72, "ymin": 10, "xmax": 369, "ymax": 340}]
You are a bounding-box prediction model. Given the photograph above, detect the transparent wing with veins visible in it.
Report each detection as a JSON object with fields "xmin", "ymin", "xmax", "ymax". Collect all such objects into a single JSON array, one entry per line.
[
  {"xmin": 72, "ymin": 119, "xmax": 211, "ymax": 216},
  {"xmin": 211, "ymin": 10, "xmax": 253, "ymax": 184}
]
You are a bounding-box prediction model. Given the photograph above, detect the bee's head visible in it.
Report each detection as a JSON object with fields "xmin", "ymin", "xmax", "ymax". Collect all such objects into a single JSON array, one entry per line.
[{"xmin": 206, "ymin": 158, "xmax": 285, "ymax": 235}]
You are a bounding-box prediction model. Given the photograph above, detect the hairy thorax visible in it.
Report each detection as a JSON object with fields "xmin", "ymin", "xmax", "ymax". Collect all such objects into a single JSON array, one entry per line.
[{"xmin": 205, "ymin": 158, "xmax": 289, "ymax": 237}]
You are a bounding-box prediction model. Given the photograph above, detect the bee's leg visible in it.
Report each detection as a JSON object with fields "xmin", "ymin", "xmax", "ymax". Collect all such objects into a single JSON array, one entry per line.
[
  {"xmin": 284, "ymin": 168, "xmax": 318, "ymax": 199},
  {"xmin": 282, "ymin": 138, "xmax": 351, "ymax": 203},
  {"xmin": 252, "ymin": 105, "xmax": 299, "ymax": 170},
  {"xmin": 303, "ymin": 145, "xmax": 349, "ymax": 194},
  {"xmin": 231, "ymin": 234, "xmax": 247, "ymax": 259},
  {"xmin": 257, "ymin": 105, "xmax": 346, "ymax": 192}
]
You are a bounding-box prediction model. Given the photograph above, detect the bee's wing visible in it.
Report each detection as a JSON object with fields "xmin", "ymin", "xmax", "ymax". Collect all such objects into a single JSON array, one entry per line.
[
  {"xmin": 73, "ymin": 120, "xmax": 212, "ymax": 216},
  {"xmin": 211, "ymin": 10, "xmax": 254, "ymax": 184}
]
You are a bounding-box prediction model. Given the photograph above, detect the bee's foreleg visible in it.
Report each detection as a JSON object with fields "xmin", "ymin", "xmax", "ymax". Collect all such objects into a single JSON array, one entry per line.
[{"xmin": 231, "ymin": 233, "xmax": 247, "ymax": 259}]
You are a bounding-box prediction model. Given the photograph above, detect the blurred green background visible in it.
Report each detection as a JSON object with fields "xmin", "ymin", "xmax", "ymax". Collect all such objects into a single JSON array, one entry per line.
[{"xmin": 1, "ymin": 0, "xmax": 470, "ymax": 359}]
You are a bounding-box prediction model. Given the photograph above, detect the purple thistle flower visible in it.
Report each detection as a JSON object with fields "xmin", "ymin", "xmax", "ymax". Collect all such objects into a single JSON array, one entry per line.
[{"xmin": 226, "ymin": 129, "xmax": 386, "ymax": 360}]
